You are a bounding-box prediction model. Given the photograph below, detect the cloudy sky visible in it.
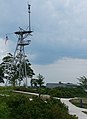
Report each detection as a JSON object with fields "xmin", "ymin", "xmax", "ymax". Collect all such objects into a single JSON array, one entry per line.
[{"xmin": 0, "ymin": 0, "xmax": 87, "ymax": 84}]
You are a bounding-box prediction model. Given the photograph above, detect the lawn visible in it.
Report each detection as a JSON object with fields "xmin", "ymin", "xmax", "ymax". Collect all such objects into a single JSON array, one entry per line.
[{"xmin": 70, "ymin": 98, "xmax": 87, "ymax": 109}]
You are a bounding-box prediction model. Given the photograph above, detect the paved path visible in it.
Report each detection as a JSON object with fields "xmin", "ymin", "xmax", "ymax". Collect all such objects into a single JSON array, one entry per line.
[
  {"xmin": 13, "ymin": 90, "xmax": 39, "ymax": 96},
  {"xmin": 61, "ymin": 98, "xmax": 87, "ymax": 119}
]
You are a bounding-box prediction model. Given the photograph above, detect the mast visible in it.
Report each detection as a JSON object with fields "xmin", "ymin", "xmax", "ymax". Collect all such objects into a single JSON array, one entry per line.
[
  {"xmin": 13, "ymin": 4, "xmax": 33, "ymax": 87},
  {"xmin": 28, "ymin": 4, "xmax": 31, "ymax": 31}
]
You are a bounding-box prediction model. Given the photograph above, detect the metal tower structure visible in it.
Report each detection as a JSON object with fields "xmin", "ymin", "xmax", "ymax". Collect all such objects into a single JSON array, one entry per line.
[{"xmin": 13, "ymin": 4, "xmax": 33, "ymax": 87}]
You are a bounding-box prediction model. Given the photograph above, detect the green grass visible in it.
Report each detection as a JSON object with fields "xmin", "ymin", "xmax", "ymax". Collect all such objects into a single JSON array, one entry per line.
[
  {"xmin": 0, "ymin": 86, "xmax": 78, "ymax": 119},
  {"xmin": 70, "ymin": 98, "xmax": 87, "ymax": 108},
  {"xmin": 0, "ymin": 96, "xmax": 10, "ymax": 118}
]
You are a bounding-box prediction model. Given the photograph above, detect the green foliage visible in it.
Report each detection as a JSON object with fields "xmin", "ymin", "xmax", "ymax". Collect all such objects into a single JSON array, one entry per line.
[
  {"xmin": 0, "ymin": 87, "xmax": 78, "ymax": 119},
  {"xmin": 14, "ymin": 86, "xmax": 87, "ymax": 98},
  {"xmin": 70, "ymin": 98, "xmax": 87, "ymax": 109},
  {"xmin": 37, "ymin": 74, "xmax": 44, "ymax": 87},
  {"xmin": 1, "ymin": 53, "xmax": 18, "ymax": 86},
  {"xmin": 0, "ymin": 53, "xmax": 35, "ymax": 86},
  {"xmin": 26, "ymin": 59, "xmax": 35, "ymax": 78},
  {"xmin": 77, "ymin": 76, "xmax": 87, "ymax": 89},
  {"xmin": 30, "ymin": 78, "xmax": 38, "ymax": 87},
  {"xmin": 5, "ymin": 95, "xmax": 78, "ymax": 119},
  {"xmin": 0, "ymin": 96, "xmax": 9, "ymax": 119},
  {"xmin": 30, "ymin": 74, "xmax": 44, "ymax": 88},
  {"xmin": 48, "ymin": 87, "xmax": 87, "ymax": 98}
]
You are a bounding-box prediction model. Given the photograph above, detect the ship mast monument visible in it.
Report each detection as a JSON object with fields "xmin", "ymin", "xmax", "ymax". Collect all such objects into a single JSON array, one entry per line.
[{"xmin": 13, "ymin": 4, "xmax": 33, "ymax": 87}]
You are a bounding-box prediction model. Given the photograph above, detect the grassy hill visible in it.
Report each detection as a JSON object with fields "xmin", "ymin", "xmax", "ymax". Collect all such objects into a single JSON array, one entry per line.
[{"xmin": 0, "ymin": 86, "xmax": 79, "ymax": 119}]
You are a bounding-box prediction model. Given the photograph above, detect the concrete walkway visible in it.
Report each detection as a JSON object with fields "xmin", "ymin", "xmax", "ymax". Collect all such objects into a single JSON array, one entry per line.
[{"xmin": 61, "ymin": 98, "xmax": 87, "ymax": 119}]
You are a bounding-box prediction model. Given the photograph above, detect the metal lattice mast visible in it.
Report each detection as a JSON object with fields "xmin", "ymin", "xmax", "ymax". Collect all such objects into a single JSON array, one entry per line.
[{"xmin": 13, "ymin": 4, "xmax": 33, "ymax": 87}]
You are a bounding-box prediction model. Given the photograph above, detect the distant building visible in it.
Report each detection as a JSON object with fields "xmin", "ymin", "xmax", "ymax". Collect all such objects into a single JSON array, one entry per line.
[{"xmin": 46, "ymin": 82, "xmax": 77, "ymax": 88}]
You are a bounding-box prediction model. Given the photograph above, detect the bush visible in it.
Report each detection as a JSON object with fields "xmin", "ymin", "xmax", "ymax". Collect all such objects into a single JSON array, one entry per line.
[
  {"xmin": 0, "ymin": 96, "xmax": 9, "ymax": 119},
  {"xmin": 6, "ymin": 95, "xmax": 78, "ymax": 119},
  {"xmin": 48, "ymin": 87, "xmax": 87, "ymax": 98},
  {"xmin": 14, "ymin": 86, "xmax": 87, "ymax": 98}
]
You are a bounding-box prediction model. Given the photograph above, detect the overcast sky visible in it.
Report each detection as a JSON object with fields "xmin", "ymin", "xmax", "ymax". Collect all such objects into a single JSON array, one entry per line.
[{"xmin": 0, "ymin": 0, "xmax": 87, "ymax": 84}]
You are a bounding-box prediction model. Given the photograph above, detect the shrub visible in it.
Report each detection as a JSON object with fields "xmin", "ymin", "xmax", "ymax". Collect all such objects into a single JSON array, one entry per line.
[{"xmin": 6, "ymin": 95, "xmax": 78, "ymax": 119}]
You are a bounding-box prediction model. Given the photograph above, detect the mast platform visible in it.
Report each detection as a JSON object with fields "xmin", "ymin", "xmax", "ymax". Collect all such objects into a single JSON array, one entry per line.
[{"xmin": 15, "ymin": 30, "xmax": 33, "ymax": 35}]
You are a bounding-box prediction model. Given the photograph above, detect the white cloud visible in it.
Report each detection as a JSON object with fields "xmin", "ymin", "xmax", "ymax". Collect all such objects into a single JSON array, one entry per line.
[
  {"xmin": 1, "ymin": 0, "xmax": 87, "ymax": 86},
  {"xmin": 0, "ymin": 0, "xmax": 87, "ymax": 85},
  {"xmin": 32, "ymin": 58, "xmax": 87, "ymax": 84},
  {"xmin": 27, "ymin": 53, "xmax": 37, "ymax": 62},
  {"xmin": 0, "ymin": 38, "xmax": 9, "ymax": 62},
  {"xmin": 0, "ymin": 38, "xmax": 15, "ymax": 62}
]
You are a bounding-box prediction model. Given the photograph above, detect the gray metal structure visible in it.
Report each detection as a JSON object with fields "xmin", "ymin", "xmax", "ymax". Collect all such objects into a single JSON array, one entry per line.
[
  {"xmin": 13, "ymin": 4, "xmax": 33, "ymax": 87},
  {"xmin": 4, "ymin": 4, "xmax": 33, "ymax": 87}
]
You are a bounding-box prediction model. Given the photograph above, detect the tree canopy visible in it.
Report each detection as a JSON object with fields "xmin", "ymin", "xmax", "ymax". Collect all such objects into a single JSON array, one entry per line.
[
  {"xmin": 77, "ymin": 76, "xmax": 87, "ymax": 89},
  {"xmin": 30, "ymin": 74, "xmax": 45, "ymax": 87},
  {"xmin": 0, "ymin": 53, "xmax": 35, "ymax": 86}
]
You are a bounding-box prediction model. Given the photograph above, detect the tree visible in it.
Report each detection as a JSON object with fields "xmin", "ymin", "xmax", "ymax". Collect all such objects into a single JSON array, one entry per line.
[
  {"xmin": 0, "ymin": 76, "xmax": 4, "ymax": 83},
  {"xmin": 0, "ymin": 65, "xmax": 4, "ymax": 83},
  {"xmin": 30, "ymin": 78, "xmax": 38, "ymax": 87},
  {"xmin": 37, "ymin": 74, "xmax": 44, "ymax": 87},
  {"xmin": 25, "ymin": 59, "xmax": 35, "ymax": 78},
  {"xmin": 0, "ymin": 53, "xmax": 35, "ymax": 86},
  {"xmin": 37, "ymin": 74, "xmax": 45, "ymax": 98},
  {"xmin": 77, "ymin": 76, "xmax": 87, "ymax": 89},
  {"xmin": 30, "ymin": 74, "xmax": 44, "ymax": 88},
  {"xmin": 0, "ymin": 53, "xmax": 16, "ymax": 86},
  {"xmin": 17, "ymin": 58, "xmax": 35, "ymax": 86}
]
